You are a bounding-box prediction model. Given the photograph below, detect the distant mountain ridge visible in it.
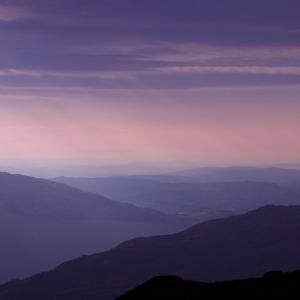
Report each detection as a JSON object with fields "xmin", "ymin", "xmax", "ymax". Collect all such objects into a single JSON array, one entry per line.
[
  {"xmin": 53, "ymin": 174, "xmax": 300, "ymax": 216},
  {"xmin": 168, "ymin": 166, "xmax": 300, "ymax": 182},
  {"xmin": 0, "ymin": 172, "xmax": 200, "ymax": 284},
  {"xmin": 1, "ymin": 205, "xmax": 300, "ymax": 300},
  {"xmin": 271, "ymin": 163, "xmax": 300, "ymax": 170}
]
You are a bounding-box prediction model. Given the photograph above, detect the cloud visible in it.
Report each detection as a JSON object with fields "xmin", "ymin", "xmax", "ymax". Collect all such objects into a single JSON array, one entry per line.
[
  {"xmin": 0, "ymin": 69, "xmax": 41, "ymax": 76},
  {"xmin": 1, "ymin": 66, "xmax": 300, "ymax": 81},
  {"xmin": 0, "ymin": 68, "xmax": 144, "ymax": 79},
  {"xmin": 156, "ymin": 66, "xmax": 300, "ymax": 76},
  {"xmin": 1, "ymin": 0, "xmax": 300, "ymax": 57},
  {"xmin": 136, "ymin": 44, "xmax": 300, "ymax": 62},
  {"xmin": 0, "ymin": 5, "xmax": 31, "ymax": 21},
  {"xmin": 0, "ymin": 1, "xmax": 299, "ymax": 91},
  {"xmin": 3, "ymin": 1, "xmax": 300, "ymax": 29}
]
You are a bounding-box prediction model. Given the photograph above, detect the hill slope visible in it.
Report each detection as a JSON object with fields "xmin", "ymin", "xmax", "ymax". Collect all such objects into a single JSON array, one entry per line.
[
  {"xmin": 0, "ymin": 172, "xmax": 199, "ymax": 283},
  {"xmin": 1, "ymin": 205, "xmax": 300, "ymax": 300}
]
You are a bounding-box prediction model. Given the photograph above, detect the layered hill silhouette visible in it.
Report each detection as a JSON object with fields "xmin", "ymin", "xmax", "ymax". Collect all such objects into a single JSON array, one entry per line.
[
  {"xmin": 0, "ymin": 172, "xmax": 200, "ymax": 283},
  {"xmin": 116, "ymin": 271, "xmax": 300, "ymax": 300},
  {"xmin": 1, "ymin": 205, "xmax": 300, "ymax": 300},
  {"xmin": 53, "ymin": 167, "xmax": 300, "ymax": 198},
  {"xmin": 53, "ymin": 175, "xmax": 300, "ymax": 216}
]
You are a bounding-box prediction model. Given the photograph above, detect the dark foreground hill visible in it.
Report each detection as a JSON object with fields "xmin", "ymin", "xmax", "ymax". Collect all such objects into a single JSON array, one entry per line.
[
  {"xmin": 0, "ymin": 172, "xmax": 199, "ymax": 283},
  {"xmin": 1, "ymin": 205, "xmax": 300, "ymax": 300},
  {"xmin": 116, "ymin": 271, "xmax": 300, "ymax": 300}
]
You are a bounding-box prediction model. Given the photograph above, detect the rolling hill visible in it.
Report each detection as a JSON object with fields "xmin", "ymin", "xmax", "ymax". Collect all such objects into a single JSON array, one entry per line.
[
  {"xmin": 1, "ymin": 205, "xmax": 300, "ymax": 300},
  {"xmin": 0, "ymin": 172, "xmax": 200, "ymax": 284}
]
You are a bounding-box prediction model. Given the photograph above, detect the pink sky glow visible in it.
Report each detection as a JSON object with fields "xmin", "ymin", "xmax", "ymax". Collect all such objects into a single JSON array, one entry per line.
[
  {"xmin": 1, "ymin": 86, "xmax": 300, "ymax": 169},
  {"xmin": 1, "ymin": 1, "xmax": 300, "ymax": 174}
]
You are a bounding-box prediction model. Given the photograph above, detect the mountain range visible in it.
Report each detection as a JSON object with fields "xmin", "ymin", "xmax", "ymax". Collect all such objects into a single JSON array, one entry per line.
[
  {"xmin": 0, "ymin": 172, "xmax": 200, "ymax": 284},
  {"xmin": 53, "ymin": 168, "xmax": 300, "ymax": 216},
  {"xmin": 1, "ymin": 205, "xmax": 300, "ymax": 300},
  {"xmin": 168, "ymin": 166, "xmax": 300, "ymax": 182}
]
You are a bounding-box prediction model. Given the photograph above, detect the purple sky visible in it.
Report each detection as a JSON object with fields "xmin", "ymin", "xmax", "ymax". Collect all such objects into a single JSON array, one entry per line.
[{"xmin": 1, "ymin": 0, "xmax": 300, "ymax": 175}]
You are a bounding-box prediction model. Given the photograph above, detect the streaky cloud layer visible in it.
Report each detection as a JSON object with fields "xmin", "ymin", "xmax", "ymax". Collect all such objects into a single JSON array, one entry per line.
[{"xmin": 0, "ymin": 0, "xmax": 299, "ymax": 172}]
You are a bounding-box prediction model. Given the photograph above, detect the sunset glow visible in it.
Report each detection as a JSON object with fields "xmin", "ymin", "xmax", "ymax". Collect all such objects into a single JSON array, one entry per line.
[{"xmin": 0, "ymin": 0, "xmax": 300, "ymax": 175}]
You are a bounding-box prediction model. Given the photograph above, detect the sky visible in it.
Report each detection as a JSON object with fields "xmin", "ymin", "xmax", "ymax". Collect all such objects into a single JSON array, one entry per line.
[{"xmin": 0, "ymin": 0, "xmax": 300, "ymax": 176}]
